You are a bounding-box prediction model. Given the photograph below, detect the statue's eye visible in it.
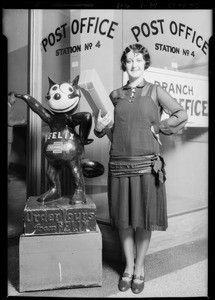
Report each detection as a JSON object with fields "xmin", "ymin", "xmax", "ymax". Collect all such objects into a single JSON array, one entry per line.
[
  {"xmin": 68, "ymin": 94, "xmax": 74, "ymax": 99},
  {"xmin": 49, "ymin": 85, "xmax": 59, "ymax": 94}
]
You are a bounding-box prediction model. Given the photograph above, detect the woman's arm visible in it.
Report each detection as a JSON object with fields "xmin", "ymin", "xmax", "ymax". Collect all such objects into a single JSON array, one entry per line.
[{"xmin": 153, "ymin": 85, "xmax": 188, "ymax": 135}]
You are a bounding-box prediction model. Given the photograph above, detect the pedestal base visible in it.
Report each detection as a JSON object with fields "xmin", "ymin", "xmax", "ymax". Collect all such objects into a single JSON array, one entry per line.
[
  {"xmin": 19, "ymin": 225, "xmax": 102, "ymax": 292},
  {"xmin": 24, "ymin": 196, "xmax": 97, "ymax": 235}
]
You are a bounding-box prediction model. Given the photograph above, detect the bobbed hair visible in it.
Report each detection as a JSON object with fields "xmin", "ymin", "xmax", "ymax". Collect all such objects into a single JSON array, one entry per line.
[{"xmin": 121, "ymin": 44, "xmax": 151, "ymax": 71}]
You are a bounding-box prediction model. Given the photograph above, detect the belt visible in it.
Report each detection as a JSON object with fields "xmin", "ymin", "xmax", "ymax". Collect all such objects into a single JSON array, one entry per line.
[{"xmin": 109, "ymin": 154, "xmax": 166, "ymax": 183}]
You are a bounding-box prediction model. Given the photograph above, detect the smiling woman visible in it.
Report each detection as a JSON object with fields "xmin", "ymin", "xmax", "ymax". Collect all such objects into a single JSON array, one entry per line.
[
  {"xmin": 125, "ymin": 52, "xmax": 146, "ymax": 80},
  {"xmin": 121, "ymin": 44, "xmax": 151, "ymax": 73},
  {"xmin": 94, "ymin": 43, "xmax": 188, "ymax": 294}
]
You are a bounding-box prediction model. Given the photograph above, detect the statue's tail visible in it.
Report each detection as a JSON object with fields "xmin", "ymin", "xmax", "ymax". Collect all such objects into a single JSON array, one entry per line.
[{"xmin": 81, "ymin": 159, "xmax": 104, "ymax": 178}]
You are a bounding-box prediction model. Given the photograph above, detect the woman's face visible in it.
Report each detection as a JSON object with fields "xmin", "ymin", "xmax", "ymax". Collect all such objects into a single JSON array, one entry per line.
[{"xmin": 125, "ymin": 51, "xmax": 146, "ymax": 80}]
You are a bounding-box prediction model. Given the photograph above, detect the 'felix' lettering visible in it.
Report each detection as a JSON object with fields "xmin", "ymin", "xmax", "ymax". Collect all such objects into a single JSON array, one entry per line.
[{"xmin": 47, "ymin": 131, "xmax": 74, "ymax": 140}]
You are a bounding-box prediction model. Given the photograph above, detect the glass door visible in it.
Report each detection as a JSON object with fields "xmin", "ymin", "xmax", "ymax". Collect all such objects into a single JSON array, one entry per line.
[{"xmin": 29, "ymin": 9, "xmax": 123, "ymax": 223}]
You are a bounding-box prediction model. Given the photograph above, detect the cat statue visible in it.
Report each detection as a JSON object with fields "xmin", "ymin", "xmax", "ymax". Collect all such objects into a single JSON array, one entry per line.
[{"xmin": 15, "ymin": 75, "xmax": 104, "ymax": 205}]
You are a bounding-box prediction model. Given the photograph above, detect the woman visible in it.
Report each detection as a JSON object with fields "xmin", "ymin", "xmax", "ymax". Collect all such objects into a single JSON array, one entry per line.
[{"xmin": 94, "ymin": 43, "xmax": 188, "ymax": 294}]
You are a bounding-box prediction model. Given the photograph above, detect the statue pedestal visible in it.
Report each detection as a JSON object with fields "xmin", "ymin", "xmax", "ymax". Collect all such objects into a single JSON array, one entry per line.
[
  {"xmin": 23, "ymin": 196, "xmax": 97, "ymax": 235},
  {"xmin": 19, "ymin": 196, "xmax": 102, "ymax": 292}
]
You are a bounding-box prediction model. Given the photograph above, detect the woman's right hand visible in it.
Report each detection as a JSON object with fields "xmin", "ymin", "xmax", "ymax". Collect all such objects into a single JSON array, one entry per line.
[{"xmin": 94, "ymin": 109, "xmax": 113, "ymax": 132}]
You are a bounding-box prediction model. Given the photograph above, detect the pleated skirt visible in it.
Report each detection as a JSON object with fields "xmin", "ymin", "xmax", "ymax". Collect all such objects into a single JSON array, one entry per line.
[{"xmin": 108, "ymin": 172, "xmax": 168, "ymax": 231}]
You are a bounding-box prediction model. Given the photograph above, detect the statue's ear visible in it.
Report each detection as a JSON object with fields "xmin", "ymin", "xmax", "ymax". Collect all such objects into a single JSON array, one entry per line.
[
  {"xmin": 48, "ymin": 77, "xmax": 56, "ymax": 89},
  {"xmin": 69, "ymin": 75, "xmax": 79, "ymax": 87}
]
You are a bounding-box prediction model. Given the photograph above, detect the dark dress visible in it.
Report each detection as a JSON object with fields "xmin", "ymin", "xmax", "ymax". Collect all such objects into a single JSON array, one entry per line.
[{"xmin": 94, "ymin": 80, "xmax": 188, "ymax": 231}]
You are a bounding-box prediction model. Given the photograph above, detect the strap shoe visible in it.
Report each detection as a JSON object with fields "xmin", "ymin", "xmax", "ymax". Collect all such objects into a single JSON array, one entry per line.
[
  {"xmin": 118, "ymin": 272, "xmax": 133, "ymax": 292},
  {"xmin": 131, "ymin": 275, "xmax": 145, "ymax": 294}
]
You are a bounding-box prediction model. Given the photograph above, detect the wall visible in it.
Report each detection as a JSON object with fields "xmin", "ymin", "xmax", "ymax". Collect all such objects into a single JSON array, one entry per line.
[
  {"xmin": 3, "ymin": 9, "xmax": 29, "ymax": 166},
  {"xmin": 3, "ymin": 9, "xmax": 28, "ymax": 119}
]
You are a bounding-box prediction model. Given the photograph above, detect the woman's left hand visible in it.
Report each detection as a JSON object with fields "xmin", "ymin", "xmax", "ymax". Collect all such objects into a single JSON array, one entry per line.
[{"xmin": 94, "ymin": 109, "xmax": 113, "ymax": 132}]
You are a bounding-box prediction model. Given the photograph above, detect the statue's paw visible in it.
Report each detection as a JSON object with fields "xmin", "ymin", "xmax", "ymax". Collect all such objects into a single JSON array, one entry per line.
[
  {"xmin": 15, "ymin": 93, "xmax": 30, "ymax": 100},
  {"xmin": 70, "ymin": 189, "xmax": 86, "ymax": 205},
  {"xmin": 82, "ymin": 159, "xmax": 104, "ymax": 178},
  {"xmin": 37, "ymin": 188, "xmax": 61, "ymax": 204},
  {"xmin": 81, "ymin": 138, "xmax": 94, "ymax": 145}
]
